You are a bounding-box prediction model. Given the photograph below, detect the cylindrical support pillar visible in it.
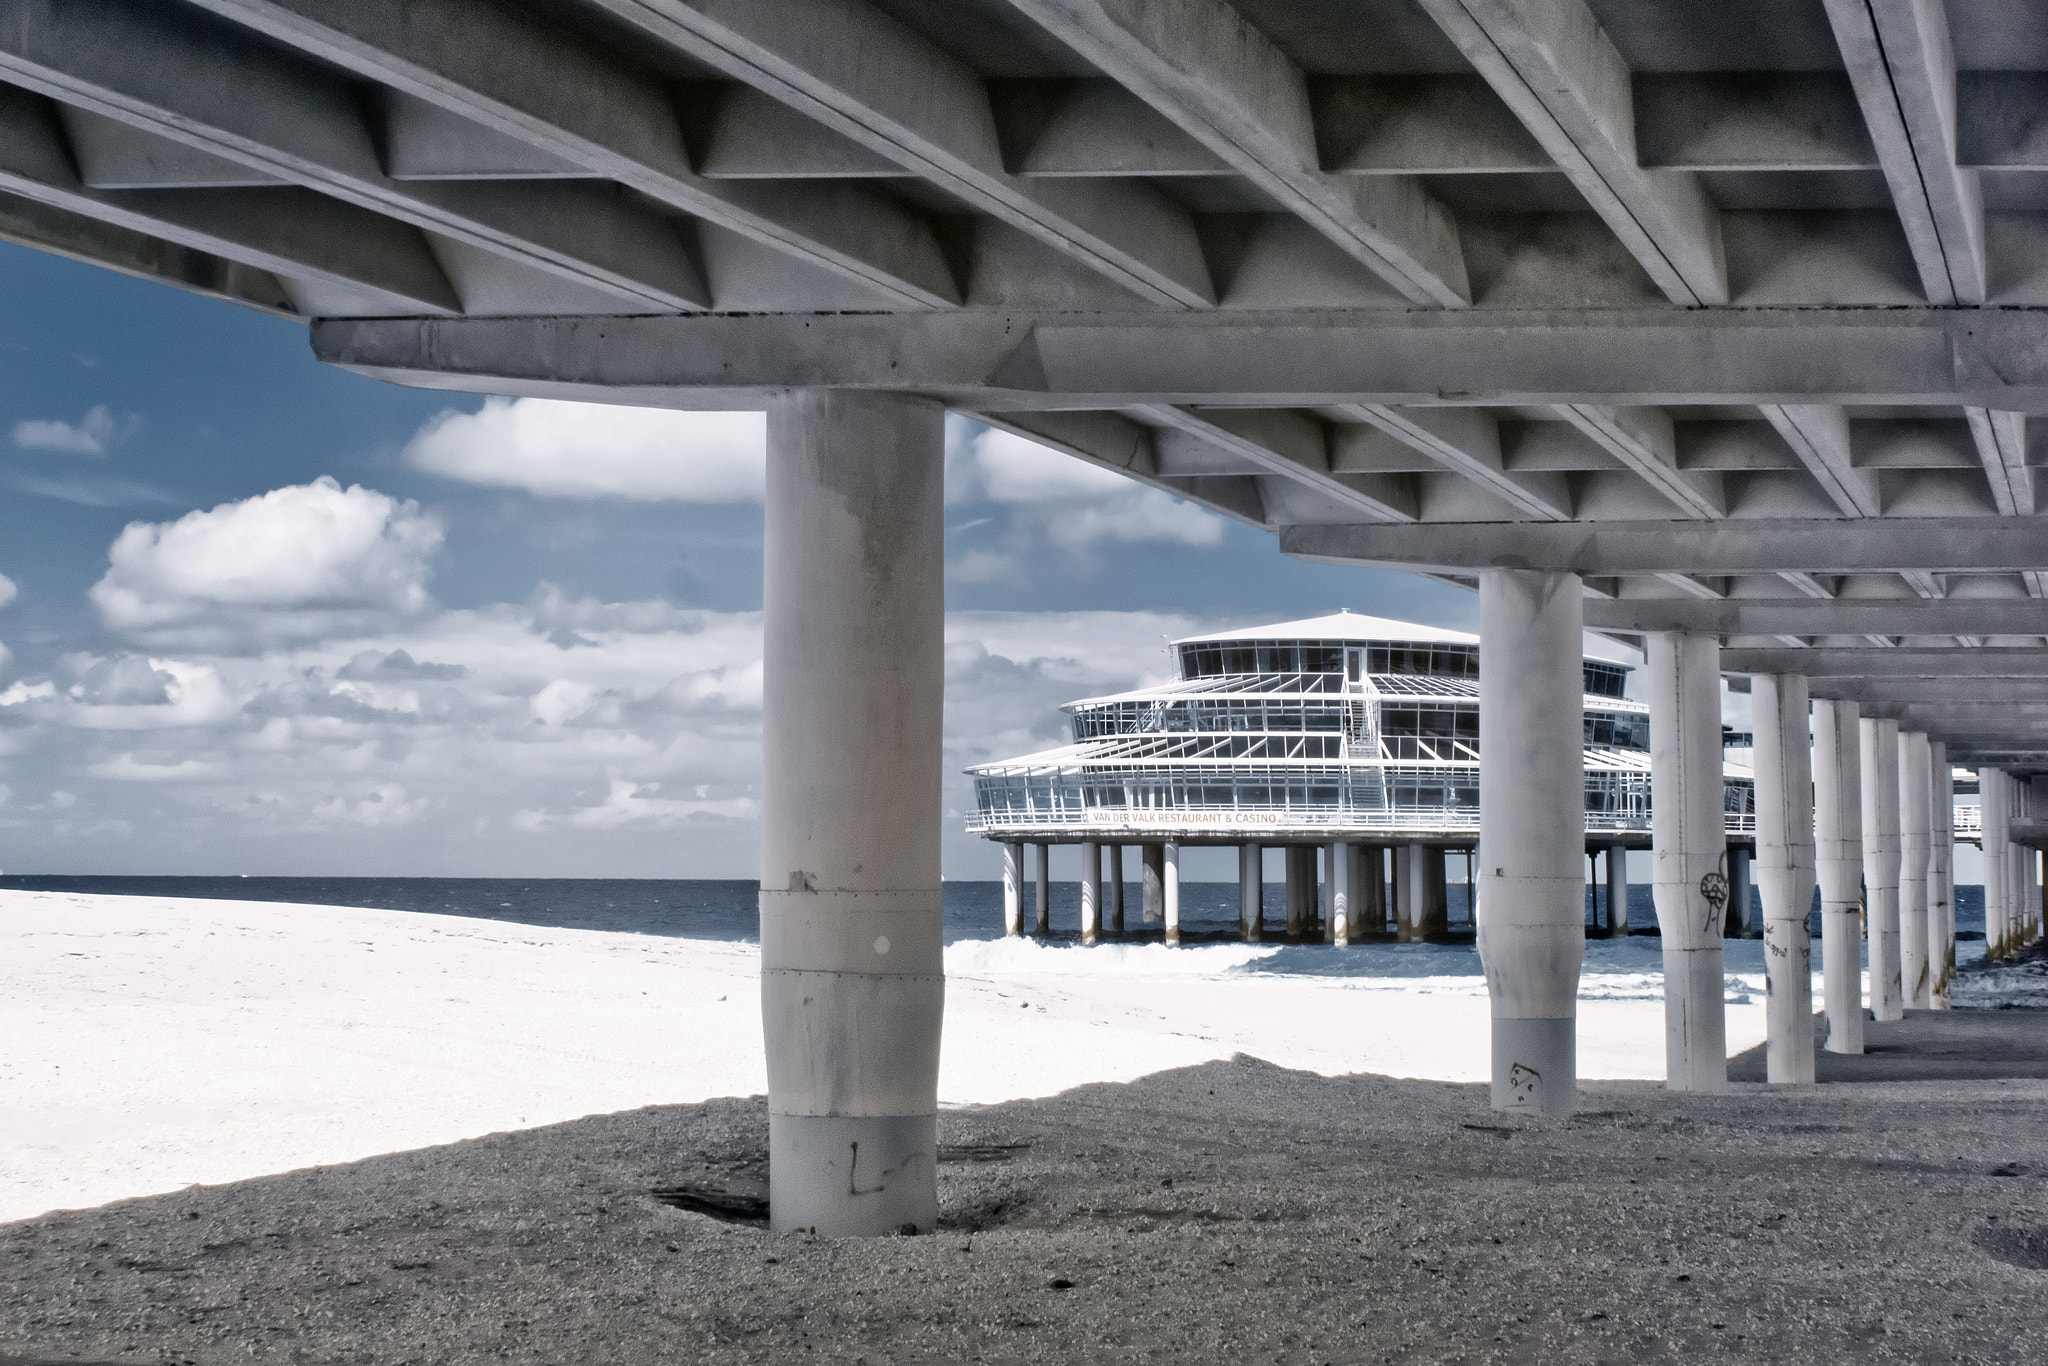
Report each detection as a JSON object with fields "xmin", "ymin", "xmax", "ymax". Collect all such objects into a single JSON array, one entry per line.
[
  {"xmin": 760, "ymin": 390, "xmax": 944, "ymax": 1237},
  {"xmin": 1860, "ymin": 716, "xmax": 1903, "ymax": 1021},
  {"xmin": 1238, "ymin": 843, "xmax": 1263, "ymax": 942},
  {"xmin": 1812, "ymin": 698, "xmax": 1864, "ymax": 1055},
  {"xmin": 1478, "ymin": 568, "xmax": 1585, "ymax": 1117},
  {"xmin": 1898, "ymin": 730, "xmax": 1933, "ymax": 1009},
  {"xmin": 1984, "ymin": 771, "xmax": 2009, "ymax": 960},
  {"xmin": 1002, "ymin": 842, "xmax": 1024, "ymax": 937},
  {"xmin": 1108, "ymin": 845, "xmax": 1125, "ymax": 935},
  {"xmin": 1648, "ymin": 631, "xmax": 1728, "ymax": 1093},
  {"xmin": 1141, "ymin": 843, "xmax": 1165, "ymax": 925},
  {"xmin": 1929, "ymin": 742, "xmax": 1953, "ymax": 1008},
  {"xmin": 1608, "ymin": 843, "xmax": 1629, "ymax": 935},
  {"xmin": 1034, "ymin": 842, "xmax": 1051, "ymax": 937},
  {"xmin": 1396, "ymin": 842, "xmax": 1420, "ymax": 941},
  {"xmin": 1163, "ymin": 841, "xmax": 1182, "ymax": 947},
  {"xmin": 1079, "ymin": 841, "xmax": 1102, "ymax": 946},
  {"xmin": 1751, "ymin": 674, "xmax": 1816, "ymax": 1084},
  {"xmin": 1284, "ymin": 846, "xmax": 1313, "ymax": 938},
  {"xmin": 1355, "ymin": 843, "xmax": 1380, "ymax": 935},
  {"xmin": 1329, "ymin": 839, "xmax": 1352, "ymax": 946},
  {"xmin": 1725, "ymin": 845, "xmax": 1753, "ymax": 937}
]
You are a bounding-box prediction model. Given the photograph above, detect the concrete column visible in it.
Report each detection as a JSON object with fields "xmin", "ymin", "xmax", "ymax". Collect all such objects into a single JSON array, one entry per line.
[
  {"xmin": 1750, "ymin": 674, "xmax": 1816, "ymax": 1084},
  {"xmin": 1898, "ymin": 730, "xmax": 1933, "ymax": 1010},
  {"xmin": 1986, "ymin": 771, "xmax": 2007, "ymax": 959},
  {"xmin": 1860, "ymin": 717, "xmax": 1903, "ymax": 1021},
  {"xmin": 1079, "ymin": 841, "xmax": 1102, "ymax": 946},
  {"xmin": 1424, "ymin": 849, "xmax": 1448, "ymax": 932},
  {"xmin": 1141, "ymin": 843, "xmax": 1165, "ymax": 926},
  {"xmin": 1285, "ymin": 846, "xmax": 1313, "ymax": 937},
  {"xmin": 1607, "ymin": 843, "xmax": 1629, "ymax": 935},
  {"xmin": 1329, "ymin": 839, "xmax": 1352, "ymax": 946},
  {"xmin": 1163, "ymin": 841, "xmax": 1182, "ymax": 947},
  {"xmin": 1725, "ymin": 845, "xmax": 1753, "ymax": 937},
  {"xmin": 1648, "ymin": 632, "xmax": 1728, "ymax": 1093},
  {"xmin": 1396, "ymin": 842, "xmax": 1418, "ymax": 940},
  {"xmin": 1108, "ymin": 845, "xmax": 1125, "ymax": 935},
  {"xmin": 1477, "ymin": 568, "xmax": 1585, "ymax": 1117},
  {"xmin": 1356, "ymin": 843, "xmax": 1381, "ymax": 935},
  {"xmin": 1929, "ymin": 742, "xmax": 1952, "ymax": 1008},
  {"xmin": 1238, "ymin": 842, "xmax": 1263, "ymax": 942},
  {"xmin": 1034, "ymin": 842, "xmax": 1051, "ymax": 937},
  {"xmin": 760, "ymin": 390, "xmax": 943, "ymax": 1236},
  {"xmin": 1812, "ymin": 698, "xmax": 1864, "ymax": 1055},
  {"xmin": 1002, "ymin": 842, "xmax": 1023, "ymax": 937}
]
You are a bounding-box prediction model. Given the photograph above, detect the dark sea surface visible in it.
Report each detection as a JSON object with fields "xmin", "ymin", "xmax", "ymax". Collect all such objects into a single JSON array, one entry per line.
[{"xmin": 0, "ymin": 875, "xmax": 1985, "ymax": 945}]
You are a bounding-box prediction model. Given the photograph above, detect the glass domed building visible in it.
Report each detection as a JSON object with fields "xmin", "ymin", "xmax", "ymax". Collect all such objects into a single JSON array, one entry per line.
[{"xmin": 967, "ymin": 612, "xmax": 1755, "ymax": 944}]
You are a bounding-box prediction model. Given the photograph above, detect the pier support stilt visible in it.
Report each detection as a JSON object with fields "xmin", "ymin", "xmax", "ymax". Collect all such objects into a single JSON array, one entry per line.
[
  {"xmin": 1751, "ymin": 673, "xmax": 1815, "ymax": 1084},
  {"xmin": 1725, "ymin": 845, "xmax": 1753, "ymax": 937},
  {"xmin": 1079, "ymin": 841, "xmax": 1101, "ymax": 946},
  {"xmin": 1002, "ymin": 842, "xmax": 1023, "ymax": 937},
  {"xmin": 1649, "ymin": 631, "xmax": 1727, "ymax": 1093},
  {"xmin": 1163, "ymin": 841, "xmax": 1182, "ymax": 946},
  {"xmin": 760, "ymin": 390, "xmax": 943, "ymax": 1237},
  {"xmin": 1608, "ymin": 843, "xmax": 1629, "ymax": 935},
  {"xmin": 1861, "ymin": 716, "xmax": 1903, "ymax": 1021},
  {"xmin": 1329, "ymin": 840, "xmax": 1352, "ymax": 946},
  {"xmin": 1984, "ymin": 771, "xmax": 2008, "ymax": 961},
  {"xmin": 1141, "ymin": 843, "xmax": 1164, "ymax": 926},
  {"xmin": 1285, "ymin": 846, "xmax": 1313, "ymax": 938},
  {"xmin": 1929, "ymin": 742, "xmax": 1953, "ymax": 1008},
  {"xmin": 1478, "ymin": 568, "xmax": 1585, "ymax": 1117},
  {"xmin": 1898, "ymin": 730, "xmax": 1933, "ymax": 1009},
  {"xmin": 1813, "ymin": 699, "xmax": 1865, "ymax": 1054},
  {"xmin": 1355, "ymin": 844, "xmax": 1380, "ymax": 935},
  {"xmin": 1239, "ymin": 843, "xmax": 1263, "ymax": 942},
  {"xmin": 1108, "ymin": 845, "xmax": 1125, "ymax": 935},
  {"xmin": 1034, "ymin": 843, "xmax": 1051, "ymax": 937}
]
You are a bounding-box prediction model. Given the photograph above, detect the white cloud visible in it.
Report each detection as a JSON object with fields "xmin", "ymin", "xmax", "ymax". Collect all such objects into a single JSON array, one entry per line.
[
  {"xmin": 12, "ymin": 404, "xmax": 128, "ymax": 456},
  {"xmin": 0, "ymin": 572, "xmax": 16, "ymax": 609},
  {"xmin": 89, "ymin": 478, "xmax": 442, "ymax": 651},
  {"xmin": 311, "ymin": 783, "xmax": 431, "ymax": 828},
  {"xmin": 406, "ymin": 398, "xmax": 765, "ymax": 501}
]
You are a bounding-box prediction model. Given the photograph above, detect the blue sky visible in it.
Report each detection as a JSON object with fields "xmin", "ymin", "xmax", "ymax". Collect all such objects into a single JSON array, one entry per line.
[{"xmin": 0, "ymin": 239, "xmax": 1484, "ymax": 878}]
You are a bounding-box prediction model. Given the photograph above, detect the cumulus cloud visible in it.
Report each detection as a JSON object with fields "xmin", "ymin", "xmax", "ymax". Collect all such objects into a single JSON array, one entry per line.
[
  {"xmin": 89, "ymin": 478, "xmax": 443, "ymax": 651},
  {"xmin": 0, "ymin": 572, "xmax": 16, "ymax": 609},
  {"xmin": 12, "ymin": 404, "xmax": 131, "ymax": 456},
  {"xmin": 406, "ymin": 398, "xmax": 765, "ymax": 501}
]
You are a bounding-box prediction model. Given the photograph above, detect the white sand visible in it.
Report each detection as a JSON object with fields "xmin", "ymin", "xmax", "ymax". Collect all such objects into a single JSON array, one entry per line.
[{"xmin": 0, "ymin": 890, "xmax": 1764, "ymax": 1223}]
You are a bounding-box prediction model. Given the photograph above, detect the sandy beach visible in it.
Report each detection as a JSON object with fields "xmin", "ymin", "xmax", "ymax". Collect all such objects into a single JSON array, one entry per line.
[{"xmin": 4, "ymin": 889, "xmax": 2043, "ymax": 1363}]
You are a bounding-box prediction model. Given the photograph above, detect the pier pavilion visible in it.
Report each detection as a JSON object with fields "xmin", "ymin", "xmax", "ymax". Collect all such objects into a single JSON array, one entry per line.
[
  {"xmin": 7, "ymin": 0, "xmax": 2048, "ymax": 1232},
  {"xmin": 967, "ymin": 610, "xmax": 1761, "ymax": 945}
]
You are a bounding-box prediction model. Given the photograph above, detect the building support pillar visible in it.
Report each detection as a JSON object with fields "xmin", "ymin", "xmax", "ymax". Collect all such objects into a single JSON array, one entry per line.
[
  {"xmin": 1861, "ymin": 717, "xmax": 1903, "ymax": 1021},
  {"xmin": 1608, "ymin": 844, "xmax": 1629, "ymax": 935},
  {"xmin": 1751, "ymin": 674, "xmax": 1816, "ymax": 1084},
  {"xmin": 1079, "ymin": 841, "xmax": 1102, "ymax": 946},
  {"xmin": 760, "ymin": 390, "xmax": 943, "ymax": 1237},
  {"xmin": 1929, "ymin": 742, "xmax": 1953, "ymax": 1008},
  {"xmin": 1725, "ymin": 845, "xmax": 1753, "ymax": 937},
  {"xmin": 1983, "ymin": 771, "xmax": 2008, "ymax": 960},
  {"xmin": 1812, "ymin": 699, "xmax": 1864, "ymax": 1054},
  {"xmin": 1649, "ymin": 632, "xmax": 1728, "ymax": 1092},
  {"xmin": 1002, "ymin": 842, "xmax": 1024, "ymax": 937},
  {"xmin": 1239, "ymin": 843, "xmax": 1263, "ymax": 942},
  {"xmin": 1141, "ymin": 843, "xmax": 1165, "ymax": 926},
  {"xmin": 1898, "ymin": 731, "xmax": 1933, "ymax": 1009},
  {"xmin": 1108, "ymin": 845, "xmax": 1125, "ymax": 935},
  {"xmin": 1163, "ymin": 841, "xmax": 1182, "ymax": 946},
  {"xmin": 1478, "ymin": 568, "xmax": 1585, "ymax": 1116},
  {"xmin": 1285, "ymin": 846, "xmax": 1314, "ymax": 938},
  {"xmin": 1354, "ymin": 844, "xmax": 1380, "ymax": 935},
  {"xmin": 1329, "ymin": 839, "xmax": 1352, "ymax": 946},
  {"xmin": 1034, "ymin": 842, "xmax": 1051, "ymax": 937}
]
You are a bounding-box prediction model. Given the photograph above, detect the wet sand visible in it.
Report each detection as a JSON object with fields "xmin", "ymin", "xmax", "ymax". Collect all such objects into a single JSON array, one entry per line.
[{"xmin": 5, "ymin": 1012, "xmax": 2046, "ymax": 1365}]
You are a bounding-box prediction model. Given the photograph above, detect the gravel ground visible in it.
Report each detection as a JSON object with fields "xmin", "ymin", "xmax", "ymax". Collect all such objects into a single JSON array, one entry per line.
[{"xmin": 5, "ymin": 1008, "xmax": 2047, "ymax": 1366}]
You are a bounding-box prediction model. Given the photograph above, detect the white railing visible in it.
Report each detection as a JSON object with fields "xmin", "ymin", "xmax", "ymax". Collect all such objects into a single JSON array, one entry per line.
[
  {"xmin": 966, "ymin": 807, "xmax": 1758, "ymax": 837},
  {"xmin": 1957, "ymin": 804, "xmax": 1982, "ymax": 840}
]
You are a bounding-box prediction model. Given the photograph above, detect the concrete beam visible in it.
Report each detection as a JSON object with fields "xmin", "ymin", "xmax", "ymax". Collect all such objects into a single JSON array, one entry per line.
[
  {"xmin": 312, "ymin": 306, "xmax": 2048, "ymax": 410},
  {"xmin": 1335, "ymin": 405, "xmax": 1573, "ymax": 520},
  {"xmin": 0, "ymin": 0, "xmax": 719, "ymax": 312},
  {"xmin": 1823, "ymin": 0, "xmax": 1985, "ymax": 304},
  {"xmin": 1131, "ymin": 406, "xmax": 1417, "ymax": 523},
  {"xmin": 569, "ymin": 0, "xmax": 1218, "ymax": 308},
  {"xmin": 1415, "ymin": 0, "xmax": 1726, "ymax": 305},
  {"xmin": 180, "ymin": 0, "xmax": 960, "ymax": 307},
  {"xmin": 1722, "ymin": 648, "xmax": 2048, "ymax": 677},
  {"xmin": 1006, "ymin": 0, "xmax": 1471, "ymax": 307},
  {"xmin": 1758, "ymin": 405, "xmax": 1881, "ymax": 519},
  {"xmin": 969, "ymin": 408, "xmax": 1269, "ymax": 528},
  {"xmin": 1966, "ymin": 409, "xmax": 2034, "ymax": 517},
  {"xmin": 1280, "ymin": 517, "xmax": 2048, "ymax": 576},
  {"xmin": 0, "ymin": 86, "xmax": 462, "ymax": 316},
  {"xmin": 1809, "ymin": 679, "xmax": 2048, "ymax": 706},
  {"xmin": 1555, "ymin": 405, "xmax": 1724, "ymax": 518},
  {"xmin": 1582, "ymin": 599, "xmax": 2048, "ymax": 638}
]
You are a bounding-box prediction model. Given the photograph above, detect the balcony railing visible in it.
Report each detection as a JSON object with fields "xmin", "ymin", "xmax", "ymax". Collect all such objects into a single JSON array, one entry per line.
[{"xmin": 967, "ymin": 804, "xmax": 1757, "ymax": 837}]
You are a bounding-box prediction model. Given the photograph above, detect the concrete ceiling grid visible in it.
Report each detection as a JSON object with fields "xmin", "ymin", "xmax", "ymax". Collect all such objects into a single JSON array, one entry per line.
[{"xmin": 0, "ymin": 0, "xmax": 2043, "ymax": 755}]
